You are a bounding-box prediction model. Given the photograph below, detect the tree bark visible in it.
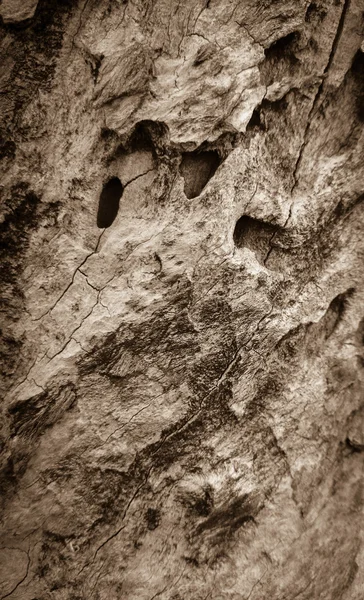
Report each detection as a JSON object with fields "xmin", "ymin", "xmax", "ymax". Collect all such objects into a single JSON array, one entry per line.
[{"xmin": 0, "ymin": 0, "xmax": 364, "ymax": 598}]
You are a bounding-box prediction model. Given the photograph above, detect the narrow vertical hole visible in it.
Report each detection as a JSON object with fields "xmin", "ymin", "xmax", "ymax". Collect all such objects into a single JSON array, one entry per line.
[{"xmin": 97, "ymin": 177, "xmax": 123, "ymax": 228}]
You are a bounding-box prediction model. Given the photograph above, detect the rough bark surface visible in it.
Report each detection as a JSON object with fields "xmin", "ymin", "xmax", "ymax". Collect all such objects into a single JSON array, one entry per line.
[{"xmin": 0, "ymin": 0, "xmax": 364, "ymax": 598}]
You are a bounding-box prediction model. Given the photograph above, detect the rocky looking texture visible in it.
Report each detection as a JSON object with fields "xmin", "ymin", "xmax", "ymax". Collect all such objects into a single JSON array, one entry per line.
[{"xmin": 0, "ymin": 0, "xmax": 364, "ymax": 598}]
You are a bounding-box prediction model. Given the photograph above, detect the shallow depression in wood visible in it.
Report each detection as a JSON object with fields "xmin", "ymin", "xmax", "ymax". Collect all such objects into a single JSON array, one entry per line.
[{"xmin": 180, "ymin": 150, "xmax": 220, "ymax": 199}]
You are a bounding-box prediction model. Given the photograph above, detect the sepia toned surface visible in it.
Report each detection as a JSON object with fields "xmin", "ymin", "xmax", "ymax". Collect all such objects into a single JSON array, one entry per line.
[{"xmin": 0, "ymin": 0, "xmax": 363, "ymax": 598}]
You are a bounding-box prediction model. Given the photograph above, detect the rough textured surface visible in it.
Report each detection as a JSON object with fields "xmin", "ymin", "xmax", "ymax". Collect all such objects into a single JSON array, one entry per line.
[
  {"xmin": 0, "ymin": 0, "xmax": 363, "ymax": 598},
  {"xmin": 0, "ymin": 0, "xmax": 39, "ymax": 24}
]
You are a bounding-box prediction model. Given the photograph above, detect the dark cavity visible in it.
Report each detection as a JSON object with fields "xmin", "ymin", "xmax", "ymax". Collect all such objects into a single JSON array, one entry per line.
[
  {"xmin": 180, "ymin": 150, "xmax": 220, "ymax": 199},
  {"xmin": 233, "ymin": 215, "xmax": 279, "ymax": 262},
  {"xmin": 97, "ymin": 177, "xmax": 123, "ymax": 228}
]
